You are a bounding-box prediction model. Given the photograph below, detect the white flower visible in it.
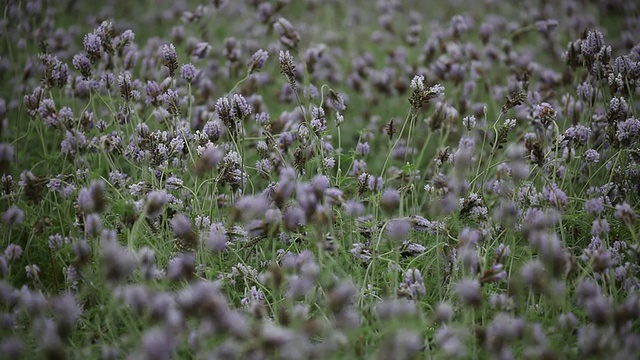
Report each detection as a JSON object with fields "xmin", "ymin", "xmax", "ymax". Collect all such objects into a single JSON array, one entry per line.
[
  {"xmin": 504, "ymin": 118, "xmax": 517, "ymax": 129},
  {"xmin": 410, "ymin": 75, "xmax": 425, "ymax": 90}
]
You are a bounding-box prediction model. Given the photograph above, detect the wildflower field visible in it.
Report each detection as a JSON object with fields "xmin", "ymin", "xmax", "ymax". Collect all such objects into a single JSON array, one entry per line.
[{"xmin": 1, "ymin": 0, "xmax": 640, "ymax": 358}]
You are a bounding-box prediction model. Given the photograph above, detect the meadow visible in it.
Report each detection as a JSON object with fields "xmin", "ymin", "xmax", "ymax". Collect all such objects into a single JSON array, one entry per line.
[{"xmin": 1, "ymin": 0, "xmax": 639, "ymax": 358}]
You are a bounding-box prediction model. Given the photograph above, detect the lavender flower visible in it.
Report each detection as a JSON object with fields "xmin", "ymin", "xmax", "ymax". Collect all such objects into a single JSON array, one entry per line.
[
  {"xmin": 231, "ymin": 195, "xmax": 269, "ymax": 222},
  {"xmin": 377, "ymin": 330, "xmax": 422, "ymax": 360},
  {"xmin": 72, "ymin": 53, "xmax": 92, "ymax": 79},
  {"xmin": 615, "ymin": 202, "xmax": 636, "ymax": 225},
  {"xmin": 84, "ymin": 213, "xmax": 102, "ymax": 238},
  {"xmin": 435, "ymin": 326, "xmax": 467, "ymax": 358},
  {"xmin": 4, "ymin": 244, "xmax": 22, "ymax": 261},
  {"xmin": 100, "ymin": 236, "xmax": 136, "ymax": 283},
  {"xmin": 180, "ymin": 63, "xmax": 198, "ymax": 83},
  {"xmin": 51, "ymin": 293, "xmax": 81, "ymax": 338},
  {"xmin": 279, "ymin": 50, "xmax": 296, "ymax": 90},
  {"xmin": 170, "ymin": 214, "xmax": 198, "ymax": 248},
  {"xmin": 398, "ymin": 268, "xmax": 426, "ymax": 300},
  {"xmin": 380, "ymin": 188, "xmax": 400, "ymax": 214},
  {"xmin": 433, "ymin": 302, "xmax": 454, "ymax": 324},
  {"xmin": 0, "ymin": 336, "xmax": 23, "ymax": 359},
  {"xmin": 25, "ymin": 264, "xmax": 40, "ymax": 279},
  {"xmin": 585, "ymin": 197, "xmax": 605, "ymax": 215},
  {"xmin": 161, "ymin": 43, "xmax": 178, "ymax": 77},
  {"xmin": 385, "ymin": 218, "xmax": 411, "ymax": 241},
  {"xmin": 167, "ymin": 253, "xmax": 195, "ymax": 281},
  {"xmin": 273, "ymin": 17, "xmax": 300, "ymax": 49},
  {"xmin": 584, "ymin": 149, "xmax": 600, "ymax": 163},
  {"xmin": 409, "ymin": 75, "xmax": 445, "ymax": 112},
  {"xmin": 145, "ymin": 190, "xmax": 170, "ymax": 219},
  {"xmin": 248, "ymin": 49, "xmax": 268, "ymax": 74},
  {"xmin": 83, "ymin": 33, "xmax": 102, "ymax": 63},
  {"xmin": 195, "ymin": 146, "xmax": 223, "ymax": 176},
  {"xmin": 2, "ymin": 206, "xmax": 24, "ymax": 226},
  {"xmin": 141, "ymin": 327, "xmax": 176, "ymax": 360},
  {"xmin": 165, "ymin": 176, "xmax": 183, "ymax": 190},
  {"xmin": 454, "ymin": 278, "xmax": 482, "ymax": 307}
]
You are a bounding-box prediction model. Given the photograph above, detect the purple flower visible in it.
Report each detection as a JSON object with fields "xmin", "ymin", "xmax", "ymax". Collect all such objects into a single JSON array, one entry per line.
[
  {"xmin": 48, "ymin": 234, "xmax": 70, "ymax": 251},
  {"xmin": 207, "ymin": 222, "xmax": 228, "ymax": 252},
  {"xmin": 309, "ymin": 107, "xmax": 326, "ymax": 134},
  {"xmin": 485, "ymin": 313, "xmax": 525, "ymax": 352},
  {"xmin": 327, "ymin": 90, "xmax": 346, "ymax": 111},
  {"xmin": 410, "ymin": 215, "xmax": 445, "ymax": 234},
  {"xmin": 284, "ymin": 206, "xmax": 306, "ymax": 231},
  {"xmin": 83, "ymin": 33, "xmax": 102, "ymax": 63},
  {"xmin": 462, "ymin": 115, "xmax": 476, "ymax": 130},
  {"xmin": 161, "ymin": 44, "xmax": 178, "ymax": 77},
  {"xmin": 355, "ymin": 141, "xmax": 370, "ymax": 156},
  {"xmin": 615, "ymin": 202, "xmax": 636, "ymax": 225},
  {"xmin": 162, "ymin": 88, "xmax": 180, "ymax": 116},
  {"xmin": 248, "ymin": 49, "xmax": 268, "ymax": 74},
  {"xmin": 435, "ymin": 326, "xmax": 467, "ymax": 358},
  {"xmin": 232, "ymin": 94, "xmax": 252, "ymax": 119},
  {"xmin": 273, "ymin": 167, "xmax": 297, "ymax": 206},
  {"xmin": 454, "ymin": 278, "xmax": 482, "ymax": 307},
  {"xmin": 375, "ymin": 298, "xmax": 417, "ymax": 321},
  {"xmin": 77, "ymin": 180, "xmax": 105, "ymax": 214},
  {"xmin": 521, "ymin": 260, "xmax": 547, "ymax": 293},
  {"xmin": 85, "ymin": 213, "xmax": 102, "ymax": 238},
  {"xmin": 25, "ymin": 264, "xmax": 40, "ymax": 279},
  {"xmin": 273, "ymin": 17, "xmax": 300, "ymax": 49},
  {"xmin": 61, "ymin": 129, "xmax": 88, "ymax": 157},
  {"xmin": 616, "ymin": 117, "xmax": 640, "ymax": 143},
  {"xmin": 2, "ymin": 205, "xmax": 24, "ymax": 226},
  {"xmin": 167, "ymin": 253, "xmax": 195, "ymax": 281},
  {"xmin": 433, "ymin": 302, "xmax": 454, "ymax": 324},
  {"xmin": 459, "ymin": 228, "xmax": 481, "ymax": 247},
  {"xmin": 344, "ymin": 200, "xmax": 365, "ymax": 216},
  {"xmin": 4, "ymin": 244, "xmax": 22, "ymax": 261},
  {"xmin": 231, "ymin": 195, "xmax": 269, "ymax": 222},
  {"xmin": 142, "ymin": 327, "xmax": 176, "ymax": 360},
  {"xmin": 323, "ymin": 156, "xmax": 336, "ymax": 169},
  {"xmin": 144, "ymin": 81, "xmax": 162, "ymax": 106},
  {"xmin": 255, "ymin": 112, "xmax": 270, "ymax": 125},
  {"xmin": 398, "ymin": 268, "xmax": 426, "ymax": 300},
  {"xmin": 278, "ymin": 50, "xmax": 296, "ymax": 89},
  {"xmin": 180, "ymin": 63, "xmax": 198, "ymax": 83},
  {"xmin": 51, "ymin": 293, "xmax": 81, "ymax": 337},
  {"xmin": 584, "ymin": 149, "xmax": 600, "ymax": 163},
  {"xmin": 585, "ymin": 197, "xmax": 605, "ymax": 215},
  {"xmin": 191, "ymin": 42, "xmax": 211, "ymax": 59},
  {"xmin": 165, "ymin": 176, "xmax": 183, "ymax": 190},
  {"xmin": 72, "ymin": 53, "xmax": 92, "ymax": 79},
  {"xmin": 378, "ymin": 329, "xmax": 422, "ymax": 360},
  {"xmin": 100, "ymin": 237, "xmax": 136, "ymax": 283},
  {"xmin": 0, "ymin": 143, "xmax": 15, "ymax": 167},
  {"xmin": 581, "ymin": 29, "xmax": 605, "ymax": 57},
  {"xmin": 170, "ymin": 214, "xmax": 197, "ymax": 247},
  {"xmin": 0, "ymin": 336, "xmax": 23, "ymax": 359},
  {"xmin": 557, "ymin": 312, "xmax": 578, "ymax": 331},
  {"xmin": 386, "ymin": 218, "xmax": 411, "ymax": 241},
  {"xmin": 489, "ymin": 293, "xmax": 514, "ymax": 312},
  {"xmin": 542, "ymin": 183, "xmax": 567, "ymax": 208},
  {"xmin": 591, "ymin": 219, "xmax": 610, "ymax": 237},
  {"xmin": 195, "ymin": 146, "xmax": 223, "ymax": 176},
  {"xmin": 137, "ymin": 247, "xmax": 159, "ymax": 281},
  {"xmin": 378, "ymin": 189, "xmax": 400, "ymax": 215},
  {"xmin": 145, "ymin": 190, "xmax": 169, "ymax": 219}
]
